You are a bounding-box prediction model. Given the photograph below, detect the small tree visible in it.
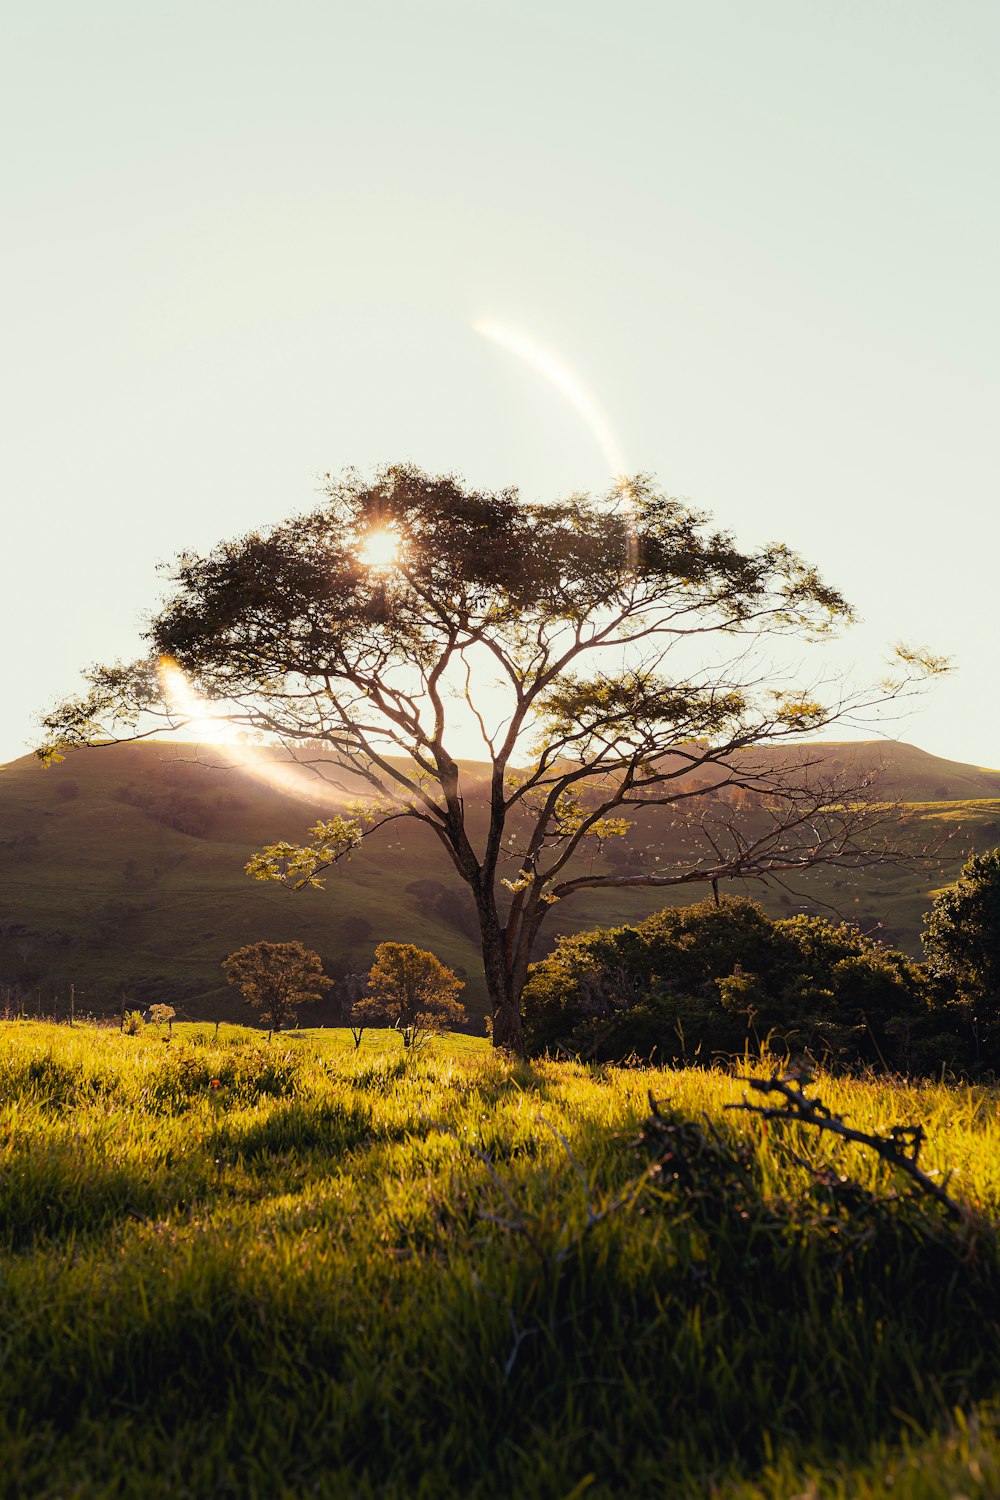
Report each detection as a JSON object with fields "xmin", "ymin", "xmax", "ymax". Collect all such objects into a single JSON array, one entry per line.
[
  {"xmin": 341, "ymin": 970, "xmax": 369, "ymax": 1049},
  {"xmin": 148, "ymin": 1003, "xmax": 176, "ymax": 1032},
  {"xmin": 222, "ymin": 940, "xmax": 331, "ymax": 1031},
  {"xmin": 922, "ymin": 848, "xmax": 1000, "ymax": 1019},
  {"xmin": 355, "ymin": 942, "xmax": 466, "ymax": 1044}
]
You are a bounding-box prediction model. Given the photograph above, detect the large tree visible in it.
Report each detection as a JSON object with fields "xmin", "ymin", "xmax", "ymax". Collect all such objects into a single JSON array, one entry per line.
[{"xmin": 39, "ymin": 466, "xmax": 942, "ymax": 1054}]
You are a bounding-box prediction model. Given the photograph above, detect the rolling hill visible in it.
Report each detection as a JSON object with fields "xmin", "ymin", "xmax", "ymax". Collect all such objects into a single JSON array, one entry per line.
[{"xmin": 0, "ymin": 737, "xmax": 997, "ymax": 1023}]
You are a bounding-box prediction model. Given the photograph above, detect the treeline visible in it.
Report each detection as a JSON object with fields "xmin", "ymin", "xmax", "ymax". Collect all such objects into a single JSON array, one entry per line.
[
  {"xmin": 112, "ymin": 780, "xmax": 249, "ymax": 838},
  {"xmin": 523, "ymin": 849, "xmax": 1000, "ymax": 1076}
]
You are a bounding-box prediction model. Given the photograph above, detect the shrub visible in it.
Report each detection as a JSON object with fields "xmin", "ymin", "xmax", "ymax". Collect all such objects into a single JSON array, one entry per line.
[
  {"xmin": 920, "ymin": 848, "xmax": 1000, "ymax": 1065},
  {"xmin": 922, "ymin": 848, "xmax": 1000, "ymax": 1015},
  {"xmin": 341, "ymin": 914, "xmax": 373, "ymax": 946},
  {"xmin": 523, "ymin": 897, "xmax": 941, "ymax": 1069}
]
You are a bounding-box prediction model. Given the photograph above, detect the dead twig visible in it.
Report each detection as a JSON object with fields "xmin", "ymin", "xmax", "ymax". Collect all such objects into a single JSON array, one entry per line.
[{"xmin": 725, "ymin": 1071, "xmax": 963, "ymax": 1219}]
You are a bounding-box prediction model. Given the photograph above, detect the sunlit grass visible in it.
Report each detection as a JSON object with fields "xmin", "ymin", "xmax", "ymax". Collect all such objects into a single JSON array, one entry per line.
[{"xmin": 2, "ymin": 1021, "xmax": 1000, "ymax": 1496}]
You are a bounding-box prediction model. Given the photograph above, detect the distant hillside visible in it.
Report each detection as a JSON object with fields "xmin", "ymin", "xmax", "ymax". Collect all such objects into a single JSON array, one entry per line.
[
  {"xmin": 742, "ymin": 739, "xmax": 1000, "ymax": 803},
  {"xmin": 0, "ymin": 738, "xmax": 997, "ymax": 1023}
]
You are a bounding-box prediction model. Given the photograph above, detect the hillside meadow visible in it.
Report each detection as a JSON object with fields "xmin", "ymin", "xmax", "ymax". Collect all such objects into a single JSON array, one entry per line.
[
  {"xmin": 2, "ymin": 1021, "xmax": 1000, "ymax": 1496},
  {"xmin": 1, "ymin": 738, "xmax": 999, "ymax": 1022}
]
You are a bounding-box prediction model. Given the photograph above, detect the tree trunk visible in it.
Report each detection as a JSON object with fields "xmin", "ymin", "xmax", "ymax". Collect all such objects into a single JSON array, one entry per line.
[{"xmin": 477, "ymin": 897, "xmax": 525, "ymax": 1057}]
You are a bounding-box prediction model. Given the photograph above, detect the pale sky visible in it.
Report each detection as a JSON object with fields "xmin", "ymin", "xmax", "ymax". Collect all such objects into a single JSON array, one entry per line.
[{"xmin": 2, "ymin": 1, "xmax": 997, "ymax": 769}]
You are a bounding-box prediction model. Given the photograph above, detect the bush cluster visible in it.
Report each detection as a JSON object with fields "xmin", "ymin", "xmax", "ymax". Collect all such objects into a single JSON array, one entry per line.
[{"xmin": 523, "ymin": 894, "xmax": 977, "ymax": 1073}]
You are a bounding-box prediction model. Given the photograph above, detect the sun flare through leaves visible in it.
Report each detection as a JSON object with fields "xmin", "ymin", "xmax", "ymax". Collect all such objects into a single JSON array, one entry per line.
[{"xmin": 359, "ymin": 527, "xmax": 402, "ymax": 571}]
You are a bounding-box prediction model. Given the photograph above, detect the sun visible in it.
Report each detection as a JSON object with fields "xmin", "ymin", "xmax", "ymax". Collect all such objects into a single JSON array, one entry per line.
[{"xmin": 359, "ymin": 527, "xmax": 402, "ymax": 570}]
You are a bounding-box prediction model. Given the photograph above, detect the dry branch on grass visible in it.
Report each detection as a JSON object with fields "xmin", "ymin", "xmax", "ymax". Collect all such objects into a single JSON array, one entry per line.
[{"xmin": 725, "ymin": 1069, "xmax": 964, "ymax": 1219}]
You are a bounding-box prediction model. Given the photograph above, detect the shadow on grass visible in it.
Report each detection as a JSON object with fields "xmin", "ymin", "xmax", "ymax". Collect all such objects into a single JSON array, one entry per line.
[
  {"xmin": 0, "ymin": 1099, "xmax": 414, "ymax": 1252},
  {"xmin": 4, "ymin": 1102, "xmax": 1000, "ymax": 1497},
  {"xmin": 211, "ymin": 1095, "xmax": 411, "ymax": 1163}
]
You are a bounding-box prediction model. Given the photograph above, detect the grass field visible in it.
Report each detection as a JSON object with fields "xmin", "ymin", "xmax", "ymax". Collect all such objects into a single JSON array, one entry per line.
[{"xmin": 3, "ymin": 1021, "xmax": 1000, "ymax": 1497}]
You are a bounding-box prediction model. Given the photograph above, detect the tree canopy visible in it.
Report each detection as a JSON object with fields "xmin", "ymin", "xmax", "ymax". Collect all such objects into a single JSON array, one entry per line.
[
  {"xmin": 523, "ymin": 895, "xmax": 938, "ymax": 1069},
  {"xmin": 922, "ymin": 848, "xmax": 1000, "ymax": 1017},
  {"xmin": 40, "ymin": 465, "xmax": 944, "ymax": 1054}
]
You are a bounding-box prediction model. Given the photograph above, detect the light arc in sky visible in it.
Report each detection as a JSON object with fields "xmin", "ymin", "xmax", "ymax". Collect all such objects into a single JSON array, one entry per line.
[
  {"xmin": 473, "ymin": 319, "xmax": 627, "ymax": 480},
  {"xmin": 156, "ymin": 655, "xmax": 349, "ymax": 806}
]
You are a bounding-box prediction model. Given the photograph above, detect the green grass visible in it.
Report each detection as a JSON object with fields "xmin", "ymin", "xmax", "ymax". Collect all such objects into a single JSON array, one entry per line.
[{"xmin": 2, "ymin": 1022, "xmax": 1000, "ymax": 1496}]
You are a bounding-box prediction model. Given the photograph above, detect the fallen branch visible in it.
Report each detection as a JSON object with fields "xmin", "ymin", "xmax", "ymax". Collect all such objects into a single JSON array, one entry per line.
[{"xmin": 725, "ymin": 1071, "xmax": 963, "ymax": 1220}]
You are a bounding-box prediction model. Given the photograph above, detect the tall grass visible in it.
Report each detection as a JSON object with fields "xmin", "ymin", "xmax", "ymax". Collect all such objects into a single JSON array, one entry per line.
[{"xmin": 1, "ymin": 1021, "xmax": 999, "ymax": 1497}]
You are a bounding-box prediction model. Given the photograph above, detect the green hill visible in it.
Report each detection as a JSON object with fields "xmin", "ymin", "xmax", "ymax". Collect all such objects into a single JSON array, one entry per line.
[{"xmin": 0, "ymin": 738, "xmax": 997, "ymax": 1022}]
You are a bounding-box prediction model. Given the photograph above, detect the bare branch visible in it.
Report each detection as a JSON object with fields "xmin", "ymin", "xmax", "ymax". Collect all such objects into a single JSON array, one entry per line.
[{"xmin": 725, "ymin": 1071, "xmax": 964, "ymax": 1219}]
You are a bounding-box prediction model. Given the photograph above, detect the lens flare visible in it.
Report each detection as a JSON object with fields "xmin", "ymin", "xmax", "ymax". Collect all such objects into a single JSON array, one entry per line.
[
  {"xmin": 156, "ymin": 656, "xmax": 349, "ymax": 808},
  {"xmin": 473, "ymin": 318, "xmax": 638, "ymax": 567},
  {"xmin": 473, "ymin": 319, "xmax": 627, "ymax": 480},
  {"xmin": 157, "ymin": 656, "xmax": 234, "ymax": 744}
]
